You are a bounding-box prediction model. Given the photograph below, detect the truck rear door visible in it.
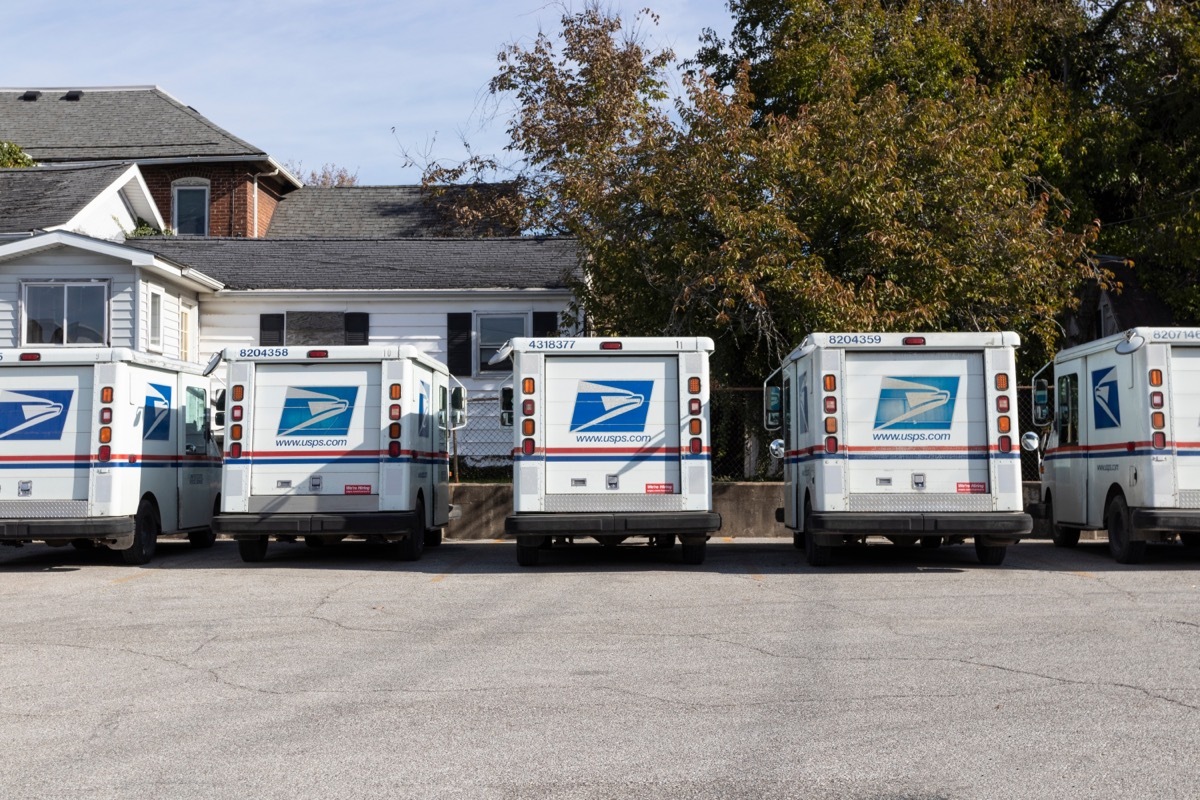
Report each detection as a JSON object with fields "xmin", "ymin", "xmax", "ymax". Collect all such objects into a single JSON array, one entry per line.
[
  {"xmin": 1171, "ymin": 346, "xmax": 1200, "ymax": 506},
  {"xmin": 0, "ymin": 365, "xmax": 91, "ymax": 504},
  {"xmin": 543, "ymin": 354, "xmax": 681, "ymax": 498},
  {"xmin": 248, "ymin": 361, "xmax": 382, "ymax": 500},
  {"xmin": 843, "ymin": 350, "xmax": 990, "ymax": 507}
]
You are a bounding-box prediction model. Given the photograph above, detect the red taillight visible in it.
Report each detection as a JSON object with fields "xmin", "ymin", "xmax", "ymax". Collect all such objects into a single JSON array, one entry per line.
[
  {"xmin": 996, "ymin": 396, "xmax": 1010, "ymax": 412},
  {"xmin": 389, "ymin": 404, "xmax": 401, "ymax": 420},
  {"xmin": 19, "ymin": 352, "xmax": 41, "ymax": 361},
  {"xmin": 689, "ymin": 438, "xmax": 703, "ymax": 454},
  {"xmin": 522, "ymin": 399, "xmax": 535, "ymax": 416},
  {"xmin": 1153, "ymin": 432, "xmax": 1167, "ymax": 449},
  {"xmin": 231, "ymin": 405, "xmax": 243, "ymax": 421},
  {"xmin": 999, "ymin": 436, "xmax": 1013, "ymax": 452},
  {"xmin": 1151, "ymin": 392, "xmax": 1164, "ymax": 409},
  {"xmin": 825, "ymin": 436, "xmax": 838, "ymax": 454},
  {"xmin": 902, "ymin": 336, "xmax": 926, "ymax": 346},
  {"xmin": 600, "ymin": 341, "xmax": 623, "ymax": 350},
  {"xmin": 97, "ymin": 445, "xmax": 111, "ymax": 462},
  {"xmin": 521, "ymin": 438, "xmax": 535, "ymax": 456},
  {"xmin": 688, "ymin": 398, "xmax": 701, "ymax": 415},
  {"xmin": 307, "ymin": 349, "xmax": 328, "ymax": 358},
  {"xmin": 99, "ymin": 408, "xmax": 112, "ymax": 424},
  {"xmin": 388, "ymin": 441, "xmax": 402, "ymax": 458},
  {"xmin": 230, "ymin": 443, "xmax": 242, "ymax": 459}
]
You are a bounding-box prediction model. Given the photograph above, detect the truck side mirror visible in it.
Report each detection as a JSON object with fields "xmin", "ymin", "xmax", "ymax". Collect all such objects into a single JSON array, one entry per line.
[
  {"xmin": 451, "ymin": 387, "xmax": 465, "ymax": 411},
  {"xmin": 1032, "ymin": 379, "xmax": 1053, "ymax": 427},
  {"xmin": 214, "ymin": 389, "xmax": 226, "ymax": 412},
  {"xmin": 764, "ymin": 386, "xmax": 782, "ymax": 431},
  {"xmin": 500, "ymin": 387, "xmax": 514, "ymax": 427},
  {"xmin": 769, "ymin": 438, "xmax": 785, "ymax": 459},
  {"xmin": 1021, "ymin": 431, "xmax": 1041, "ymax": 452}
]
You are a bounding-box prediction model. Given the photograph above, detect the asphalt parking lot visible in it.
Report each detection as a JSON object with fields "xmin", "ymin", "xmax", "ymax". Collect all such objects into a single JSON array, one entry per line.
[{"xmin": 3, "ymin": 536, "xmax": 1199, "ymax": 800}]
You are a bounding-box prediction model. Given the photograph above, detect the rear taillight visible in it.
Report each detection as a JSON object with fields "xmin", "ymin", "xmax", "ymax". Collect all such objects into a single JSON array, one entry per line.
[
  {"xmin": 389, "ymin": 404, "xmax": 401, "ymax": 420},
  {"xmin": 522, "ymin": 399, "xmax": 535, "ymax": 416},
  {"xmin": 389, "ymin": 423, "xmax": 401, "ymax": 439},
  {"xmin": 20, "ymin": 352, "xmax": 41, "ymax": 361},
  {"xmin": 522, "ymin": 419, "xmax": 535, "ymax": 436},
  {"xmin": 600, "ymin": 341, "xmax": 622, "ymax": 350},
  {"xmin": 232, "ymin": 385, "xmax": 245, "ymax": 401},
  {"xmin": 231, "ymin": 405, "xmax": 243, "ymax": 421},
  {"xmin": 230, "ymin": 443, "xmax": 242, "ymax": 459},
  {"xmin": 902, "ymin": 337, "xmax": 926, "ymax": 346},
  {"xmin": 688, "ymin": 377, "xmax": 701, "ymax": 394},
  {"xmin": 999, "ymin": 436, "xmax": 1013, "ymax": 453},
  {"xmin": 689, "ymin": 438, "xmax": 703, "ymax": 455},
  {"xmin": 388, "ymin": 441, "xmax": 402, "ymax": 458},
  {"xmin": 1153, "ymin": 432, "xmax": 1167, "ymax": 449},
  {"xmin": 389, "ymin": 384, "xmax": 402, "ymax": 400},
  {"xmin": 98, "ymin": 445, "xmax": 111, "ymax": 462},
  {"xmin": 825, "ymin": 436, "xmax": 838, "ymax": 454},
  {"xmin": 521, "ymin": 438, "xmax": 535, "ymax": 456},
  {"xmin": 307, "ymin": 350, "xmax": 329, "ymax": 358},
  {"xmin": 99, "ymin": 408, "xmax": 112, "ymax": 424}
]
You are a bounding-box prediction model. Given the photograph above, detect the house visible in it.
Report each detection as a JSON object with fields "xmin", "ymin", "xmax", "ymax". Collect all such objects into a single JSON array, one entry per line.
[
  {"xmin": 0, "ymin": 163, "xmax": 163, "ymax": 241},
  {"xmin": 0, "ymin": 86, "xmax": 301, "ymax": 237}
]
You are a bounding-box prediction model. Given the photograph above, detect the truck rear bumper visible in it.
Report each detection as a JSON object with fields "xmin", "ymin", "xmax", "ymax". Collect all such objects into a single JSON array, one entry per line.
[
  {"xmin": 0, "ymin": 517, "xmax": 134, "ymax": 543},
  {"xmin": 1131, "ymin": 508, "xmax": 1200, "ymax": 532},
  {"xmin": 214, "ymin": 512, "xmax": 420, "ymax": 538},
  {"xmin": 506, "ymin": 511, "xmax": 722, "ymax": 536},
  {"xmin": 808, "ymin": 511, "xmax": 1033, "ymax": 538}
]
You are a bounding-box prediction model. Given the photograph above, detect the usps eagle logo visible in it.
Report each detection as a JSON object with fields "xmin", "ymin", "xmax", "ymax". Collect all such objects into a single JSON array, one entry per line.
[
  {"xmin": 1092, "ymin": 367, "xmax": 1122, "ymax": 429},
  {"xmin": 0, "ymin": 389, "xmax": 73, "ymax": 440},
  {"xmin": 276, "ymin": 386, "xmax": 358, "ymax": 437},
  {"xmin": 569, "ymin": 380, "xmax": 653, "ymax": 433},
  {"xmin": 143, "ymin": 383, "xmax": 172, "ymax": 441},
  {"xmin": 873, "ymin": 376, "xmax": 960, "ymax": 430}
]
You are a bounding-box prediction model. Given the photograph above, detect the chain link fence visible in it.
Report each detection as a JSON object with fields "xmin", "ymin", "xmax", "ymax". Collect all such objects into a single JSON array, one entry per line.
[{"xmin": 451, "ymin": 387, "xmax": 1043, "ymax": 483}]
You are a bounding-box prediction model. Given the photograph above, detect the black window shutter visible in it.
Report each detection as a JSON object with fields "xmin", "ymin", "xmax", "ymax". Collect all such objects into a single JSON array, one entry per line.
[
  {"xmin": 344, "ymin": 313, "xmax": 369, "ymax": 345},
  {"xmin": 446, "ymin": 313, "xmax": 473, "ymax": 375},
  {"xmin": 532, "ymin": 311, "xmax": 559, "ymax": 338},
  {"xmin": 259, "ymin": 314, "xmax": 284, "ymax": 346}
]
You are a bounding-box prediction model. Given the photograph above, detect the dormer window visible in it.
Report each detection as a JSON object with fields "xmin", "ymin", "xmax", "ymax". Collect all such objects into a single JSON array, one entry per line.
[
  {"xmin": 172, "ymin": 178, "xmax": 210, "ymax": 235},
  {"xmin": 23, "ymin": 282, "xmax": 108, "ymax": 345}
]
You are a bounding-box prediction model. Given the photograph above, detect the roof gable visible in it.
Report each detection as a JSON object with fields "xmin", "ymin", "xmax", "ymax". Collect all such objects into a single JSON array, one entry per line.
[{"xmin": 0, "ymin": 163, "xmax": 161, "ymax": 236}]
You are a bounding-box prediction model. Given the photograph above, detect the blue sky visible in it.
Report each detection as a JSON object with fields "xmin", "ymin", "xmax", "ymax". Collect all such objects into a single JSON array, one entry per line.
[{"xmin": 2, "ymin": 1, "xmax": 733, "ymax": 185}]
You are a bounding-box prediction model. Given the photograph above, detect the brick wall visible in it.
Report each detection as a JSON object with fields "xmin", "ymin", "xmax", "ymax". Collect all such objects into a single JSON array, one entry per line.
[{"xmin": 141, "ymin": 165, "xmax": 288, "ymax": 237}]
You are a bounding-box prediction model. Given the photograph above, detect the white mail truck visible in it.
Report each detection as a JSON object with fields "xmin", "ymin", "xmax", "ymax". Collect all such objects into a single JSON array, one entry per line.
[
  {"xmin": 765, "ymin": 332, "xmax": 1031, "ymax": 566},
  {"xmin": 1024, "ymin": 327, "xmax": 1200, "ymax": 563},
  {"xmin": 213, "ymin": 345, "xmax": 466, "ymax": 563},
  {"xmin": 497, "ymin": 337, "xmax": 722, "ymax": 566},
  {"xmin": 0, "ymin": 347, "xmax": 221, "ymax": 564}
]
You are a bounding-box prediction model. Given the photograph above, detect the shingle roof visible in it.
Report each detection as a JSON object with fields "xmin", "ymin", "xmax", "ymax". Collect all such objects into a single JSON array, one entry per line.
[
  {"xmin": 266, "ymin": 185, "xmax": 520, "ymax": 238},
  {"xmin": 0, "ymin": 86, "xmax": 264, "ymax": 162},
  {"xmin": 122, "ymin": 237, "xmax": 580, "ymax": 291},
  {"xmin": 0, "ymin": 163, "xmax": 134, "ymax": 232}
]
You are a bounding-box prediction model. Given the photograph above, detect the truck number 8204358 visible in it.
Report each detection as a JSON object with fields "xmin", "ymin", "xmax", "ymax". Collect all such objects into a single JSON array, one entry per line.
[{"xmin": 238, "ymin": 348, "xmax": 290, "ymax": 358}]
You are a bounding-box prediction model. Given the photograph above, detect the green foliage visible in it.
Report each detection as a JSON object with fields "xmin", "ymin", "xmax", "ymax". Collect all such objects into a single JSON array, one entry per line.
[
  {"xmin": 0, "ymin": 141, "xmax": 34, "ymax": 168},
  {"xmin": 125, "ymin": 217, "xmax": 173, "ymax": 238}
]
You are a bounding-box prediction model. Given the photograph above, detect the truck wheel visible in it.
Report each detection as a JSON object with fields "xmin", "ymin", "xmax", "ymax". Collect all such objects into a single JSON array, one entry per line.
[
  {"xmin": 1047, "ymin": 497, "xmax": 1080, "ymax": 548},
  {"xmin": 654, "ymin": 535, "xmax": 676, "ymax": 549},
  {"xmin": 238, "ymin": 536, "xmax": 269, "ymax": 562},
  {"xmin": 792, "ymin": 532, "xmax": 804, "ymax": 550},
  {"xmin": 680, "ymin": 540, "xmax": 706, "ymax": 565},
  {"xmin": 920, "ymin": 536, "xmax": 942, "ymax": 549},
  {"xmin": 516, "ymin": 543, "xmax": 541, "ymax": 567},
  {"xmin": 975, "ymin": 540, "xmax": 1007, "ymax": 566},
  {"xmin": 424, "ymin": 529, "xmax": 444, "ymax": 547},
  {"xmin": 188, "ymin": 529, "xmax": 217, "ymax": 549},
  {"xmin": 802, "ymin": 501, "xmax": 833, "ymax": 566},
  {"xmin": 1106, "ymin": 495, "xmax": 1145, "ymax": 564},
  {"xmin": 121, "ymin": 501, "xmax": 159, "ymax": 565},
  {"xmin": 393, "ymin": 499, "xmax": 426, "ymax": 561}
]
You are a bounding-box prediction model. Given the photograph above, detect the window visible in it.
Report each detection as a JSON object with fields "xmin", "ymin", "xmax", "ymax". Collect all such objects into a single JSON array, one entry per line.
[
  {"xmin": 172, "ymin": 179, "xmax": 210, "ymax": 235},
  {"xmin": 258, "ymin": 312, "xmax": 369, "ymax": 346},
  {"xmin": 1057, "ymin": 373, "xmax": 1079, "ymax": 446},
  {"xmin": 23, "ymin": 282, "xmax": 107, "ymax": 345},
  {"xmin": 184, "ymin": 386, "xmax": 208, "ymax": 455},
  {"xmin": 180, "ymin": 302, "xmax": 196, "ymax": 361},
  {"xmin": 477, "ymin": 315, "xmax": 526, "ymax": 372},
  {"xmin": 148, "ymin": 290, "xmax": 163, "ymax": 351},
  {"xmin": 446, "ymin": 311, "xmax": 559, "ymax": 375}
]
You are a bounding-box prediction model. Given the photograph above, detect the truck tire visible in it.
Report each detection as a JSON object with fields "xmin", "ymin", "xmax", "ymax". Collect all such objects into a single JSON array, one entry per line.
[
  {"xmin": 188, "ymin": 529, "xmax": 217, "ymax": 549},
  {"xmin": 792, "ymin": 532, "xmax": 804, "ymax": 550},
  {"xmin": 1046, "ymin": 497, "xmax": 1081, "ymax": 548},
  {"xmin": 424, "ymin": 529, "xmax": 444, "ymax": 547},
  {"xmin": 802, "ymin": 501, "xmax": 833, "ymax": 567},
  {"xmin": 121, "ymin": 500, "xmax": 159, "ymax": 565},
  {"xmin": 680, "ymin": 540, "xmax": 706, "ymax": 565},
  {"xmin": 238, "ymin": 536, "xmax": 269, "ymax": 562},
  {"xmin": 1106, "ymin": 495, "xmax": 1146, "ymax": 564},
  {"xmin": 974, "ymin": 540, "xmax": 1007, "ymax": 566},
  {"xmin": 392, "ymin": 499, "xmax": 426, "ymax": 561},
  {"xmin": 516, "ymin": 542, "xmax": 541, "ymax": 567},
  {"xmin": 654, "ymin": 534, "xmax": 676, "ymax": 549}
]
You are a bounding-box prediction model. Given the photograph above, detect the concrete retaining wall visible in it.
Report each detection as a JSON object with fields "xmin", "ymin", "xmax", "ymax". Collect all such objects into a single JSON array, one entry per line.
[{"xmin": 446, "ymin": 481, "xmax": 1056, "ymax": 541}]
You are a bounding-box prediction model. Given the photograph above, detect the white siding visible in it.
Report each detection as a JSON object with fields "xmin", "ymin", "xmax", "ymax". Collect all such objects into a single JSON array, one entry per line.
[
  {"xmin": 58, "ymin": 194, "xmax": 140, "ymax": 242},
  {"xmin": 136, "ymin": 275, "xmax": 197, "ymax": 360}
]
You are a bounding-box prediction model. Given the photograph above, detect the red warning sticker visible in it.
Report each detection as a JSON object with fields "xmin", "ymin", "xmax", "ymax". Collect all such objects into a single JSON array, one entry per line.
[
  {"xmin": 956, "ymin": 482, "xmax": 986, "ymax": 494},
  {"xmin": 645, "ymin": 483, "xmax": 675, "ymax": 494},
  {"xmin": 344, "ymin": 484, "xmax": 373, "ymax": 495}
]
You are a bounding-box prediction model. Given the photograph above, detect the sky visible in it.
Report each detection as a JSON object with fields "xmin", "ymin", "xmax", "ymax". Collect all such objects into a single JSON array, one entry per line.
[{"xmin": 2, "ymin": 1, "xmax": 733, "ymax": 186}]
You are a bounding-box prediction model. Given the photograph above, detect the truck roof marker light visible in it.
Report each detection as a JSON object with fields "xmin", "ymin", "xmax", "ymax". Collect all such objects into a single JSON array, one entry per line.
[
  {"xmin": 231, "ymin": 424, "xmax": 243, "ymax": 441},
  {"xmin": 995, "ymin": 373, "xmax": 1010, "ymax": 391},
  {"xmin": 19, "ymin": 352, "xmax": 40, "ymax": 361},
  {"xmin": 688, "ymin": 377, "xmax": 702, "ymax": 394},
  {"xmin": 390, "ymin": 384, "xmax": 402, "ymax": 400},
  {"xmin": 1153, "ymin": 432, "xmax": 1167, "ymax": 449},
  {"xmin": 824, "ymin": 417, "xmax": 838, "ymax": 434},
  {"xmin": 522, "ymin": 399, "xmax": 535, "ymax": 416},
  {"xmin": 99, "ymin": 408, "xmax": 112, "ymax": 424},
  {"xmin": 389, "ymin": 423, "xmax": 401, "ymax": 439},
  {"xmin": 389, "ymin": 404, "xmax": 401, "ymax": 420},
  {"xmin": 999, "ymin": 435, "xmax": 1013, "ymax": 452},
  {"xmin": 307, "ymin": 350, "xmax": 329, "ymax": 358},
  {"xmin": 101, "ymin": 387, "xmax": 114, "ymax": 403},
  {"xmin": 389, "ymin": 441, "xmax": 402, "ymax": 458},
  {"xmin": 232, "ymin": 385, "xmax": 245, "ymax": 402},
  {"xmin": 1149, "ymin": 369, "xmax": 1163, "ymax": 387},
  {"xmin": 1151, "ymin": 392, "xmax": 1164, "ymax": 409},
  {"xmin": 825, "ymin": 436, "xmax": 838, "ymax": 454},
  {"xmin": 689, "ymin": 398, "xmax": 702, "ymax": 415},
  {"xmin": 689, "ymin": 418, "xmax": 702, "ymax": 435},
  {"xmin": 903, "ymin": 337, "xmax": 926, "ymax": 346},
  {"xmin": 996, "ymin": 396, "xmax": 1010, "ymax": 413},
  {"xmin": 231, "ymin": 406, "xmax": 243, "ymax": 422},
  {"xmin": 230, "ymin": 443, "xmax": 242, "ymax": 459},
  {"xmin": 823, "ymin": 374, "xmax": 837, "ymax": 392},
  {"xmin": 522, "ymin": 378, "xmax": 535, "ymax": 394},
  {"xmin": 689, "ymin": 437, "xmax": 703, "ymax": 454},
  {"xmin": 998, "ymin": 416, "xmax": 1011, "ymax": 433},
  {"xmin": 98, "ymin": 427, "xmax": 112, "ymax": 444},
  {"xmin": 97, "ymin": 445, "xmax": 111, "ymax": 462},
  {"xmin": 600, "ymin": 341, "xmax": 623, "ymax": 350},
  {"xmin": 1151, "ymin": 411, "xmax": 1165, "ymax": 430},
  {"xmin": 521, "ymin": 438, "xmax": 536, "ymax": 456},
  {"xmin": 824, "ymin": 396, "xmax": 837, "ymax": 413},
  {"xmin": 522, "ymin": 419, "xmax": 536, "ymax": 436}
]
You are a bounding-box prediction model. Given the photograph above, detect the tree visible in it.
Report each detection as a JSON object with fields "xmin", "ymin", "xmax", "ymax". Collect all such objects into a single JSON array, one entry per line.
[
  {"xmin": 285, "ymin": 161, "xmax": 359, "ymax": 187},
  {"xmin": 0, "ymin": 141, "xmax": 34, "ymax": 168}
]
